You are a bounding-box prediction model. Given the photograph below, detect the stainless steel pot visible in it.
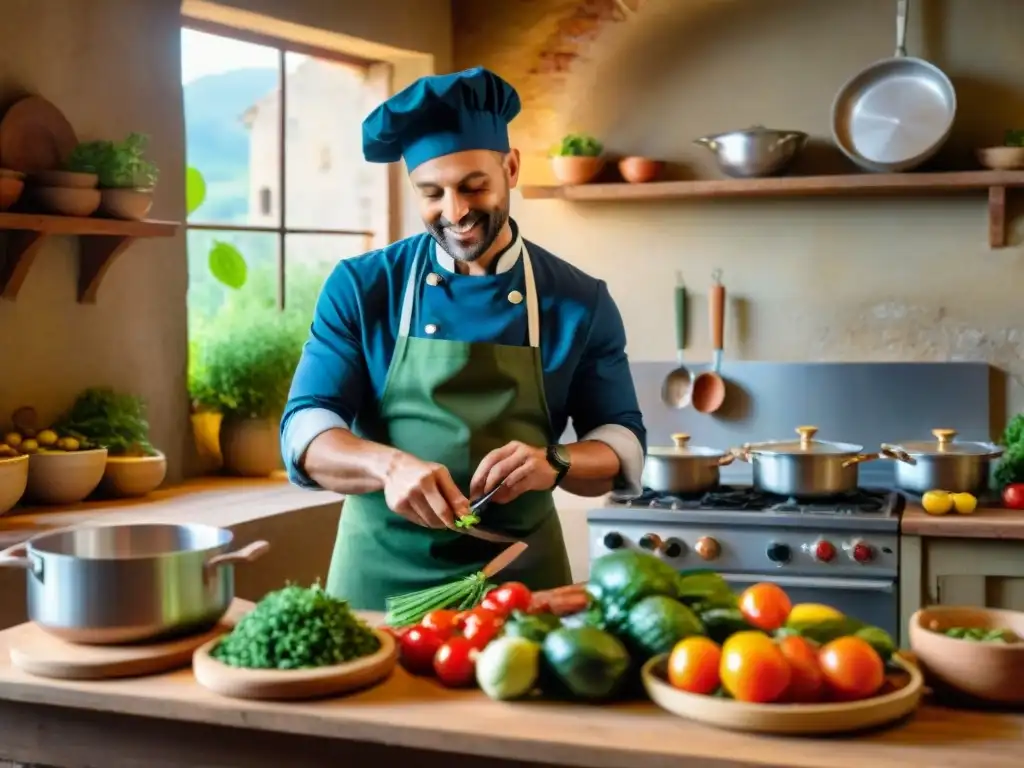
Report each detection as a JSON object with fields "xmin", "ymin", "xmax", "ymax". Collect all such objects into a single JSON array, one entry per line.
[
  {"xmin": 693, "ymin": 125, "xmax": 808, "ymax": 178},
  {"xmin": 881, "ymin": 428, "xmax": 1004, "ymax": 495},
  {"xmin": 642, "ymin": 433, "xmax": 733, "ymax": 494},
  {"xmin": 0, "ymin": 523, "xmax": 270, "ymax": 644},
  {"xmin": 735, "ymin": 425, "xmax": 908, "ymax": 498}
]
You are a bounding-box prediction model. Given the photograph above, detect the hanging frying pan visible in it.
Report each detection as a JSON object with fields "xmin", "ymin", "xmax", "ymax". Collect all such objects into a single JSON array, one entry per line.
[{"xmin": 831, "ymin": 0, "xmax": 956, "ymax": 173}]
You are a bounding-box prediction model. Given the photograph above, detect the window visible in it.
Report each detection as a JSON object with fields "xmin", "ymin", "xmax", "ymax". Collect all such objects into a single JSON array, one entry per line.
[{"xmin": 180, "ymin": 21, "xmax": 390, "ymax": 336}]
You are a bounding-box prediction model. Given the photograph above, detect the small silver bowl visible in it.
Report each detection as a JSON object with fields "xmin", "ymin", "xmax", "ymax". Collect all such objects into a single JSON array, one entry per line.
[{"xmin": 694, "ymin": 125, "xmax": 808, "ymax": 178}]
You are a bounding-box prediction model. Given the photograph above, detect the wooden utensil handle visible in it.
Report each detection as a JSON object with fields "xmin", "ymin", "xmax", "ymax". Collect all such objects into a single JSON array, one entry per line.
[{"xmin": 709, "ymin": 283, "xmax": 725, "ymax": 350}]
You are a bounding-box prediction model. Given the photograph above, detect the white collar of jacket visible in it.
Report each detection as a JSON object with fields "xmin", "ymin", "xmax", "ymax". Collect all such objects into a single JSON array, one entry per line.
[{"xmin": 433, "ymin": 231, "xmax": 524, "ymax": 275}]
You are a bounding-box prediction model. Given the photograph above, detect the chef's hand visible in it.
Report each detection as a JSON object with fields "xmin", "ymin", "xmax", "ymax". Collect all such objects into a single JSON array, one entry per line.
[
  {"xmin": 470, "ymin": 441, "xmax": 558, "ymax": 505},
  {"xmin": 383, "ymin": 452, "xmax": 470, "ymax": 530}
]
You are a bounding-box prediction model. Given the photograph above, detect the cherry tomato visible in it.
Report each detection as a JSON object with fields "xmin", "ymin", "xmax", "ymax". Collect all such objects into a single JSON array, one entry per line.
[
  {"xmin": 818, "ymin": 636, "xmax": 885, "ymax": 701},
  {"xmin": 381, "ymin": 625, "xmax": 409, "ymax": 641},
  {"xmin": 777, "ymin": 635, "xmax": 824, "ymax": 703},
  {"xmin": 1003, "ymin": 483, "xmax": 1024, "ymax": 510},
  {"xmin": 433, "ymin": 636, "xmax": 478, "ymax": 687},
  {"xmin": 719, "ymin": 631, "xmax": 791, "ymax": 703},
  {"xmin": 667, "ymin": 636, "xmax": 721, "ymax": 695},
  {"xmin": 398, "ymin": 626, "xmax": 445, "ymax": 675},
  {"xmin": 421, "ymin": 609, "xmax": 460, "ymax": 639},
  {"xmin": 489, "ymin": 582, "xmax": 532, "ymax": 614},
  {"xmin": 738, "ymin": 582, "xmax": 793, "ymax": 632},
  {"xmin": 462, "ymin": 608, "xmax": 503, "ymax": 649},
  {"xmin": 479, "ymin": 592, "xmax": 505, "ymax": 614}
]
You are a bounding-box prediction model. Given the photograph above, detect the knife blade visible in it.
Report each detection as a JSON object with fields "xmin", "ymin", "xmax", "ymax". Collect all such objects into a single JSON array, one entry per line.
[{"xmin": 482, "ymin": 541, "xmax": 528, "ymax": 578}]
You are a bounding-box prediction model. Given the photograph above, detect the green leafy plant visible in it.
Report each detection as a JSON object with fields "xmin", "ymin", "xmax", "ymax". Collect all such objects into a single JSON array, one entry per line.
[
  {"xmin": 551, "ymin": 133, "xmax": 604, "ymax": 157},
  {"xmin": 52, "ymin": 387, "xmax": 157, "ymax": 457},
  {"xmin": 186, "ymin": 165, "xmax": 249, "ymax": 290},
  {"xmin": 189, "ymin": 313, "xmax": 305, "ymax": 420},
  {"xmin": 73, "ymin": 133, "xmax": 159, "ymax": 189},
  {"xmin": 1005, "ymin": 130, "xmax": 1024, "ymax": 148},
  {"xmin": 994, "ymin": 412, "xmax": 1024, "ymax": 488},
  {"xmin": 64, "ymin": 142, "xmax": 109, "ymax": 175}
]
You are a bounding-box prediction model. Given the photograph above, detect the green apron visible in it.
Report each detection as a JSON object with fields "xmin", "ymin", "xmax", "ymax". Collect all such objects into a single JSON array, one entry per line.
[{"xmin": 326, "ymin": 241, "xmax": 572, "ymax": 610}]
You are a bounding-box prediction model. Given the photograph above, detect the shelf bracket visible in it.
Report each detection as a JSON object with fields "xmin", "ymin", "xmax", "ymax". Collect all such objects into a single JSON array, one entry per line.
[
  {"xmin": 78, "ymin": 235, "xmax": 136, "ymax": 304},
  {"xmin": 0, "ymin": 231, "xmax": 49, "ymax": 301},
  {"xmin": 988, "ymin": 186, "xmax": 1007, "ymax": 248}
]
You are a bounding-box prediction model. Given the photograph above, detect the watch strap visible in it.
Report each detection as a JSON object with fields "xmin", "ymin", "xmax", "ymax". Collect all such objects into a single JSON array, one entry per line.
[{"xmin": 546, "ymin": 444, "xmax": 571, "ymax": 487}]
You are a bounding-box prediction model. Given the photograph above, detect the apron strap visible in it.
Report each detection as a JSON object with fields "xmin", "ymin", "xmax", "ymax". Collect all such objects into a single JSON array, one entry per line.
[{"xmin": 399, "ymin": 237, "xmax": 539, "ymax": 348}]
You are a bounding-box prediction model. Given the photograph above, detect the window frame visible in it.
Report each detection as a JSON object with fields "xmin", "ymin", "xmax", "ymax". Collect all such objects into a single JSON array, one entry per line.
[{"xmin": 181, "ymin": 18, "xmax": 389, "ymax": 310}]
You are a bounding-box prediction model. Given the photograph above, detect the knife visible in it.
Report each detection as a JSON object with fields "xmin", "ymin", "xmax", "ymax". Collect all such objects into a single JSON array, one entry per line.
[
  {"xmin": 482, "ymin": 541, "xmax": 528, "ymax": 578},
  {"xmin": 455, "ymin": 477, "xmax": 516, "ymax": 542}
]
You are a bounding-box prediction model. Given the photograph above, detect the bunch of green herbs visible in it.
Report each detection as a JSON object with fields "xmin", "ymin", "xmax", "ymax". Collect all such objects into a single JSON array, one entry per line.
[
  {"xmin": 212, "ymin": 583, "xmax": 380, "ymax": 669},
  {"xmin": 64, "ymin": 133, "xmax": 159, "ymax": 189},
  {"xmin": 552, "ymin": 132, "xmax": 603, "ymax": 157},
  {"xmin": 52, "ymin": 387, "xmax": 156, "ymax": 457},
  {"xmin": 995, "ymin": 412, "xmax": 1024, "ymax": 488}
]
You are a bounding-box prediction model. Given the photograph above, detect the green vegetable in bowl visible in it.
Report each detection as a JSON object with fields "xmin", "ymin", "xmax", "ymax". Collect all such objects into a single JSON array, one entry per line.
[
  {"xmin": 212, "ymin": 583, "xmax": 380, "ymax": 669},
  {"xmin": 937, "ymin": 626, "xmax": 1018, "ymax": 643}
]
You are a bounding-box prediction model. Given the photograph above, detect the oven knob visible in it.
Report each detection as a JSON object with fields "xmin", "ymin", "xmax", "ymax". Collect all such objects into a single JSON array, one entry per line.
[
  {"xmin": 603, "ymin": 532, "xmax": 624, "ymax": 550},
  {"xmin": 851, "ymin": 541, "xmax": 874, "ymax": 563},
  {"xmin": 663, "ymin": 538, "xmax": 685, "ymax": 558},
  {"xmin": 814, "ymin": 540, "xmax": 836, "ymax": 562},
  {"xmin": 639, "ymin": 533, "xmax": 663, "ymax": 552},
  {"xmin": 766, "ymin": 542, "xmax": 791, "ymax": 564},
  {"xmin": 694, "ymin": 536, "xmax": 720, "ymax": 561}
]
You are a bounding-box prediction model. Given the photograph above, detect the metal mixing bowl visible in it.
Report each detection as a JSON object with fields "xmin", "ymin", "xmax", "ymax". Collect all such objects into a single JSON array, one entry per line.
[{"xmin": 694, "ymin": 125, "xmax": 808, "ymax": 178}]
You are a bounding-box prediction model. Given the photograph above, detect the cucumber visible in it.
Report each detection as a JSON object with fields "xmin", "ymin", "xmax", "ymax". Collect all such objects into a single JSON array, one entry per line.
[
  {"xmin": 699, "ymin": 607, "xmax": 754, "ymax": 645},
  {"xmin": 624, "ymin": 595, "xmax": 705, "ymax": 660},
  {"xmin": 541, "ymin": 626, "xmax": 631, "ymax": 702}
]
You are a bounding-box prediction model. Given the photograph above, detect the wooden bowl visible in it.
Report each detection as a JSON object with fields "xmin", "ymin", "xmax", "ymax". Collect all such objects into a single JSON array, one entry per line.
[
  {"xmin": 618, "ymin": 156, "xmax": 664, "ymax": 184},
  {"xmin": 192, "ymin": 627, "xmax": 397, "ymax": 701},
  {"xmin": 550, "ymin": 155, "xmax": 605, "ymax": 185},
  {"xmin": 642, "ymin": 653, "xmax": 923, "ymax": 735},
  {"xmin": 909, "ymin": 606, "xmax": 1024, "ymax": 705},
  {"xmin": 977, "ymin": 146, "xmax": 1024, "ymax": 170}
]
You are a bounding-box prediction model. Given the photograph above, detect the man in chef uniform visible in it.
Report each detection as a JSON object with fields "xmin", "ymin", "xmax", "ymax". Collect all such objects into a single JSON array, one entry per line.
[{"xmin": 281, "ymin": 66, "xmax": 646, "ymax": 611}]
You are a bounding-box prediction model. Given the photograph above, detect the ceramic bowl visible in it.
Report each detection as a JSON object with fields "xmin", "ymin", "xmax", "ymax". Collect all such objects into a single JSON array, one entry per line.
[
  {"xmin": 99, "ymin": 451, "xmax": 167, "ymax": 498},
  {"xmin": 100, "ymin": 189, "xmax": 153, "ymax": 220},
  {"xmin": 30, "ymin": 170, "xmax": 99, "ymax": 189},
  {"xmin": 550, "ymin": 155, "xmax": 605, "ymax": 185},
  {"xmin": 25, "ymin": 448, "xmax": 108, "ymax": 505},
  {"xmin": 0, "ymin": 455, "xmax": 29, "ymax": 514},
  {"xmin": 32, "ymin": 186, "xmax": 101, "ymax": 217},
  {"xmin": 618, "ymin": 156, "xmax": 665, "ymax": 184},
  {"xmin": 976, "ymin": 146, "xmax": 1024, "ymax": 170},
  {"xmin": 908, "ymin": 605, "xmax": 1024, "ymax": 705}
]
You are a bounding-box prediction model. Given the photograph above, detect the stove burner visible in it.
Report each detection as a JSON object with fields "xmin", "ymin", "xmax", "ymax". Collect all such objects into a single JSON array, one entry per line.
[{"xmin": 610, "ymin": 486, "xmax": 901, "ymax": 515}]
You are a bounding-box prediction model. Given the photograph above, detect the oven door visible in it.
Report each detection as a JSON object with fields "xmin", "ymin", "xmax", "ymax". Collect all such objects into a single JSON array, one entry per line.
[{"xmin": 721, "ymin": 573, "xmax": 899, "ymax": 642}]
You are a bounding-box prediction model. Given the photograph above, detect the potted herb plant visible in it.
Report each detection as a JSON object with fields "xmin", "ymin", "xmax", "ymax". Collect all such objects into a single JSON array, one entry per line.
[
  {"xmin": 95, "ymin": 132, "xmax": 160, "ymax": 220},
  {"xmin": 52, "ymin": 387, "xmax": 167, "ymax": 498},
  {"xmin": 550, "ymin": 132, "xmax": 606, "ymax": 185},
  {"xmin": 27, "ymin": 141, "xmax": 107, "ymax": 217},
  {"xmin": 189, "ymin": 314, "xmax": 304, "ymax": 478}
]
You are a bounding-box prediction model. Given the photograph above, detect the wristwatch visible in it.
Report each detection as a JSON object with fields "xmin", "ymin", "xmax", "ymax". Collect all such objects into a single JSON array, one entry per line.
[{"xmin": 546, "ymin": 444, "xmax": 571, "ymax": 488}]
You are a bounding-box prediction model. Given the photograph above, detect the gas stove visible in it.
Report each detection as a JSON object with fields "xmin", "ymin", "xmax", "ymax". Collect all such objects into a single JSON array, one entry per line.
[{"xmin": 587, "ymin": 485, "xmax": 904, "ymax": 639}]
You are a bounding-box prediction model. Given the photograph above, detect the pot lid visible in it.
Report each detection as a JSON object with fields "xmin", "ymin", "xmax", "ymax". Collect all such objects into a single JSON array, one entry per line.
[
  {"xmin": 744, "ymin": 426, "xmax": 863, "ymax": 455},
  {"xmin": 647, "ymin": 433, "xmax": 727, "ymax": 458},
  {"xmin": 885, "ymin": 428, "xmax": 1004, "ymax": 457}
]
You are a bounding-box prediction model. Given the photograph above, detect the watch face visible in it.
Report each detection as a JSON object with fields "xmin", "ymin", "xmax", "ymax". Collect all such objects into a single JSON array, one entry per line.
[{"xmin": 552, "ymin": 444, "xmax": 571, "ymax": 467}]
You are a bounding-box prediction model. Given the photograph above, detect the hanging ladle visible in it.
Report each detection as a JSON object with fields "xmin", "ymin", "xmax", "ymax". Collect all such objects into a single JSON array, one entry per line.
[
  {"xmin": 692, "ymin": 269, "xmax": 727, "ymax": 414},
  {"xmin": 661, "ymin": 272, "xmax": 693, "ymax": 409}
]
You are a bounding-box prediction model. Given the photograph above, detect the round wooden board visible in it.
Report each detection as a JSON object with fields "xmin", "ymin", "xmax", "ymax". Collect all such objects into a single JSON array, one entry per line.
[
  {"xmin": 642, "ymin": 652, "xmax": 923, "ymax": 735},
  {"xmin": 0, "ymin": 95, "xmax": 78, "ymax": 173},
  {"xmin": 8, "ymin": 600, "xmax": 253, "ymax": 681},
  {"xmin": 192, "ymin": 628, "xmax": 397, "ymax": 701}
]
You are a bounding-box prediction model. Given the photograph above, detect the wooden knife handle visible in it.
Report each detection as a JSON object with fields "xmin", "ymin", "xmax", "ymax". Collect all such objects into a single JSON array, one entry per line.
[{"xmin": 709, "ymin": 283, "xmax": 725, "ymax": 351}]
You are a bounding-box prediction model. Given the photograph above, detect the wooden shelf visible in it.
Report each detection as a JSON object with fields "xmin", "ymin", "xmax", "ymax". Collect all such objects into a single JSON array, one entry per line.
[
  {"xmin": 0, "ymin": 213, "xmax": 179, "ymax": 303},
  {"xmin": 519, "ymin": 171, "xmax": 1024, "ymax": 248}
]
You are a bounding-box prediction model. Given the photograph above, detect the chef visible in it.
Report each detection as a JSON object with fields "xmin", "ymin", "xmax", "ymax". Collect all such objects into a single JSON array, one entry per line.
[{"xmin": 281, "ymin": 66, "xmax": 646, "ymax": 611}]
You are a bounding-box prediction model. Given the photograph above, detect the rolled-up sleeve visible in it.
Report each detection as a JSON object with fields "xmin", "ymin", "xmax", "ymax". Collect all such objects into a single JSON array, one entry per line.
[
  {"xmin": 280, "ymin": 264, "xmax": 369, "ymax": 489},
  {"xmin": 567, "ymin": 281, "xmax": 647, "ymax": 496}
]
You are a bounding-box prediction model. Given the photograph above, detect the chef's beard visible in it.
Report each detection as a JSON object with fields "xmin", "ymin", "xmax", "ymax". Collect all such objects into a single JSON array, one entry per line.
[{"xmin": 427, "ymin": 195, "xmax": 510, "ymax": 264}]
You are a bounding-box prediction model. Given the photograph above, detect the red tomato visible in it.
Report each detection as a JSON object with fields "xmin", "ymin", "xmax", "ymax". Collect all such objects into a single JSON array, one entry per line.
[
  {"xmin": 433, "ymin": 637, "xmax": 478, "ymax": 687},
  {"xmin": 398, "ymin": 626, "xmax": 445, "ymax": 675},
  {"xmin": 1003, "ymin": 483, "xmax": 1024, "ymax": 510},
  {"xmin": 421, "ymin": 609, "xmax": 459, "ymax": 638},
  {"xmin": 490, "ymin": 582, "xmax": 532, "ymax": 614},
  {"xmin": 462, "ymin": 608, "xmax": 503, "ymax": 649},
  {"xmin": 479, "ymin": 592, "xmax": 505, "ymax": 614},
  {"xmin": 381, "ymin": 625, "xmax": 409, "ymax": 641},
  {"xmin": 738, "ymin": 583, "xmax": 792, "ymax": 632}
]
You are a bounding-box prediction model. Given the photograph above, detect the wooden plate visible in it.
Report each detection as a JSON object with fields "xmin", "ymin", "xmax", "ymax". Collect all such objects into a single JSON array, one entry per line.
[
  {"xmin": 192, "ymin": 628, "xmax": 397, "ymax": 701},
  {"xmin": 642, "ymin": 652, "xmax": 923, "ymax": 735},
  {"xmin": 0, "ymin": 96, "xmax": 78, "ymax": 174}
]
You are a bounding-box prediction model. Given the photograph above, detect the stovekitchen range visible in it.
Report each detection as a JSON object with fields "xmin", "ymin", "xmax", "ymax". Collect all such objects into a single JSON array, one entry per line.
[{"xmin": 587, "ymin": 425, "xmax": 1004, "ymax": 642}]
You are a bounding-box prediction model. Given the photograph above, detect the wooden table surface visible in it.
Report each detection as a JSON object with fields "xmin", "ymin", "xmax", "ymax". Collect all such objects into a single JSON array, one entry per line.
[
  {"xmin": 901, "ymin": 502, "xmax": 1024, "ymax": 539},
  {"xmin": 0, "ymin": 621, "xmax": 1021, "ymax": 768}
]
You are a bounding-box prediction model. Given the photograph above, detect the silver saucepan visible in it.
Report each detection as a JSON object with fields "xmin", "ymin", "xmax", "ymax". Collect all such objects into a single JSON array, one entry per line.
[
  {"xmin": 881, "ymin": 428, "xmax": 1003, "ymax": 495},
  {"xmin": 642, "ymin": 433, "xmax": 734, "ymax": 494},
  {"xmin": 0, "ymin": 522, "xmax": 270, "ymax": 644},
  {"xmin": 734, "ymin": 425, "xmax": 912, "ymax": 498}
]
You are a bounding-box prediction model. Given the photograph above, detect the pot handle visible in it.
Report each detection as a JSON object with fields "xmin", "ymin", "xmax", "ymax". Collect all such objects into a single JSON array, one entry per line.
[
  {"xmin": 0, "ymin": 542, "xmax": 43, "ymax": 578},
  {"xmin": 879, "ymin": 445, "xmax": 918, "ymax": 466},
  {"xmin": 205, "ymin": 540, "xmax": 271, "ymax": 572},
  {"xmin": 717, "ymin": 453, "xmax": 735, "ymax": 467},
  {"xmin": 730, "ymin": 445, "xmax": 752, "ymax": 462},
  {"xmin": 841, "ymin": 453, "xmax": 880, "ymax": 469}
]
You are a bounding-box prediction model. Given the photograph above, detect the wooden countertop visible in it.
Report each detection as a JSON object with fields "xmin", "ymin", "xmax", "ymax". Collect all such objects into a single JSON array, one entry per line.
[
  {"xmin": 0, "ymin": 627, "xmax": 1019, "ymax": 768},
  {"xmin": 901, "ymin": 502, "xmax": 1024, "ymax": 539}
]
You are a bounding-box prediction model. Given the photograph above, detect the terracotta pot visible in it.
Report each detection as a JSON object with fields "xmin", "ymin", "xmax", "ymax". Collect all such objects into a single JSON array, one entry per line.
[
  {"xmin": 550, "ymin": 155, "xmax": 605, "ymax": 185},
  {"xmin": 32, "ymin": 187, "xmax": 101, "ymax": 217},
  {"xmin": 99, "ymin": 451, "xmax": 168, "ymax": 498},
  {"xmin": 220, "ymin": 417, "xmax": 282, "ymax": 478},
  {"xmin": 101, "ymin": 188, "xmax": 154, "ymax": 220},
  {"xmin": 618, "ymin": 156, "xmax": 665, "ymax": 184}
]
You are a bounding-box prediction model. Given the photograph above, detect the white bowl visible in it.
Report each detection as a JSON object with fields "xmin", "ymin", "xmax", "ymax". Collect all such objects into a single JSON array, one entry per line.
[
  {"xmin": 99, "ymin": 451, "xmax": 167, "ymax": 498},
  {"xmin": 0, "ymin": 455, "xmax": 29, "ymax": 514},
  {"xmin": 25, "ymin": 448, "xmax": 108, "ymax": 505}
]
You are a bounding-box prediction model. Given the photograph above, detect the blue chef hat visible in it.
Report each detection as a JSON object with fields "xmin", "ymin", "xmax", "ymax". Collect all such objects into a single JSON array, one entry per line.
[{"xmin": 361, "ymin": 66, "xmax": 521, "ymax": 172}]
